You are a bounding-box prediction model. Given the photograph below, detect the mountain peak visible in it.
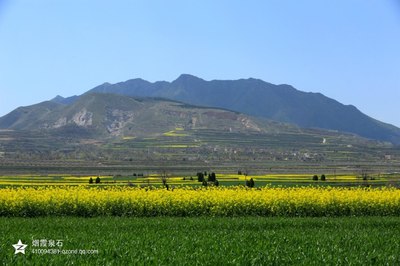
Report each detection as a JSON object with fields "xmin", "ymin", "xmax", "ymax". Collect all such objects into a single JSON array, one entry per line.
[
  {"xmin": 173, "ymin": 74, "xmax": 204, "ymax": 83},
  {"xmin": 51, "ymin": 95, "xmax": 65, "ymax": 102},
  {"xmin": 51, "ymin": 95, "xmax": 79, "ymax": 105},
  {"xmin": 124, "ymin": 78, "xmax": 150, "ymax": 84}
]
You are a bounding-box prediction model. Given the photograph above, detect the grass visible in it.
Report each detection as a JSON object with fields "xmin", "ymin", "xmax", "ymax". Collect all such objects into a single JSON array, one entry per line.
[{"xmin": 1, "ymin": 216, "xmax": 399, "ymax": 265}]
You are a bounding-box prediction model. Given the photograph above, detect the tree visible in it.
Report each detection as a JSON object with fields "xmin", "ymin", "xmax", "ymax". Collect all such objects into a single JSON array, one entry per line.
[
  {"xmin": 312, "ymin": 175, "xmax": 318, "ymax": 181},
  {"xmin": 95, "ymin": 176, "xmax": 101, "ymax": 184},
  {"xmin": 197, "ymin": 172, "xmax": 205, "ymax": 182},
  {"xmin": 211, "ymin": 172, "xmax": 216, "ymax": 182},
  {"xmin": 214, "ymin": 179, "xmax": 219, "ymax": 186},
  {"xmin": 207, "ymin": 172, "xmax": 216, "ymax": 182},
  {"xmin": 160, "ymin": 169, "xmax": 170, "ymax": 189},
  {"xmin": 321, "ymin": 174, "xmax": 326, "ymax": 181},
  {"xmin": 249, "ymin": 178, "xmax": 255, "ymax": 188},
  {"xmin": 89, "ymin": 177, "xmax": 93, "ymax": 184},
  {"xmin": 246, "ymin": 178, "xmax": 255, "ymax": 188},
  {"xmin": 362, "ymin": 171, "xmax": 369, "ymax": 181}
]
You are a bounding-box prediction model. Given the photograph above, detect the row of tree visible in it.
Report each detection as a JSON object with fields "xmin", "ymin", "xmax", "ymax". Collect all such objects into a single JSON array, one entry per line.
[
  {"xmin": 312, "ymin": 174, "xmax": 326, "ymax": 181},
  {"xmin": 197, "ymin": 172, "xmax": 219, "ymax": 186},
  {"xmin": 89, "ymin": 177, "xmax": 101, "ymax": 184},
  {"xmin": 196, "ymin": 172, "xmax": 217, "ymax": 182},
  {"xmin": 88, "ymin": 172, "xmax": 257, "ymax": 187}
]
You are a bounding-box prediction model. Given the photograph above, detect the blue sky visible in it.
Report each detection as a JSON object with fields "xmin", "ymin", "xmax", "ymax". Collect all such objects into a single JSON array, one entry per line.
[{"xmin": 1, "ymin": 0, "xmax": 399, "ymax": 126}]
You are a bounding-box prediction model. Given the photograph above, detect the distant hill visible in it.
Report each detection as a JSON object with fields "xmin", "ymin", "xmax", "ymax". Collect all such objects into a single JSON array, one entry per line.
[
  {"xmin": 1, "ymin": 91, "xmax": 396, "ymax": 167},
  {"xmin": 0, "ymin": 93, "xmax": 285, "ymax": 138},
  {"xmin": 82, "ymin": 74, "xmax": 400, "ymax": 144}
]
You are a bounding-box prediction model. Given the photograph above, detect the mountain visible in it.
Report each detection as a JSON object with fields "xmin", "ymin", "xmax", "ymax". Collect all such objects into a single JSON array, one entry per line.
[
  {"xmin": 1, "ymin": 91, "xmax": 396, "ymax": 167},
  {"xmin": 83, "ymin": 74, "xmax": 400, "ymax": 144},
  {"xmin": 0, "ymin": 93, "xmax": 282, "ymax": 138},
  {"xmin": 2, "ymin": 74, "xmax": 399, "ymax": 145},
  {"xmin": 51, "ymin": 95, "xmax": 79, "ymax": 105}
]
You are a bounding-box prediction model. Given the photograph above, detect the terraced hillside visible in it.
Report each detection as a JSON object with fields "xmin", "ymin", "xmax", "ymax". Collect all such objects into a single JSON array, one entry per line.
[{"xmin": 0, "ymin": 93, "xmax": 399, "ymax": 175}]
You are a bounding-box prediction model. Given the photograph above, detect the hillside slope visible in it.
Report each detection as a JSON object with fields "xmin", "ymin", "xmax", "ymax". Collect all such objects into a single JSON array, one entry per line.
[
  {"xmin": 85, "ymin": 74, "xmax": 400, "ymax": 144},
  {"xmin": 0, "ymin": 93, "xmax": 281, "ymax": 138}
]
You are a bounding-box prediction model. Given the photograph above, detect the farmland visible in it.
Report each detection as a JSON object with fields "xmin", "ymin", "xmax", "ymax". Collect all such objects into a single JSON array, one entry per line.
[
  {"xmin": 1, "ymin": 126, "xmax": 400, "ymax": 264},
  {"xmin": 0, "ymin": 171, "xmax": 399, "ymax": 188},
  {"xmin": 1, "ymin": 128, "xmax": 400, "ymax": 177},
  {"xmin": 1, "ymin": 186, "xmax": 400, "ymax": 217},
  {"xmin": 1, "ymin": 217, "xmax": 400, "ymax": 265}
]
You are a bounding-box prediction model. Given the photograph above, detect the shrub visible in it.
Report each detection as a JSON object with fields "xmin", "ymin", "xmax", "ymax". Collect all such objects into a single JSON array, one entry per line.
[
  {"xmin": 321, "ymin": 174, "xmax": 326, "ymax": 181},
  {"xmin": 313, "ymin": 175, "xmax": 318, "ymax": 181}
]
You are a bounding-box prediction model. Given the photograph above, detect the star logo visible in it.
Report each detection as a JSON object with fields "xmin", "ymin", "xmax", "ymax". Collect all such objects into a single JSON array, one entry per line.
[{"xmin": 12, "ymin": 240, "xmax": 28, "ymax": 255}]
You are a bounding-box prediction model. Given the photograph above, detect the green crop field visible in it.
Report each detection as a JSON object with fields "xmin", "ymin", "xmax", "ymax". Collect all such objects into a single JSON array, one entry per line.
[{"xmin": 1, "ymin": 217, "xmax": 399, "ymax": 265}]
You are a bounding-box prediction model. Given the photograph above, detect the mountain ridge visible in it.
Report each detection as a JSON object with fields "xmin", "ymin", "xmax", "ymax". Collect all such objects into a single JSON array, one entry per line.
[
  {"xmin": 1, "ymin": 74, "xmax": 400, "ymax": 144},
  {"xmin": 84, "ymin": 74, "xmax": 400, "ymax": 144}
]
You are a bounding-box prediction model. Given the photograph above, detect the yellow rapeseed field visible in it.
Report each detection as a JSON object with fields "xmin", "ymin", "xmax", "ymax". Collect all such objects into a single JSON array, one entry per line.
[{"xmin": 0, "ymin": 186, "xmax": 399, "ymax": 217}]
